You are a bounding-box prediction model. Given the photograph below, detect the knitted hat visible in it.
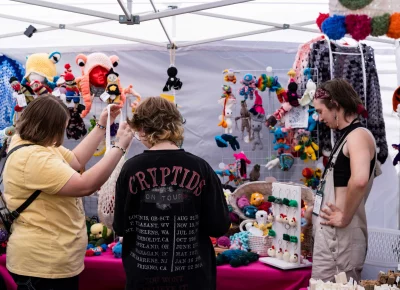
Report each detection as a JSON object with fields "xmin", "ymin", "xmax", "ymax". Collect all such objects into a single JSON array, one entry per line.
[
  {"xmin": 76, "ymin": 52, "xmax": 115, "ymax": 75},
  {"xmin": 64, "ymin": 72, "xmax": 75, "ymax": 82},
  {"xmin": 24, "ymin": 52, "xmax": 60, "ymax": 82}
]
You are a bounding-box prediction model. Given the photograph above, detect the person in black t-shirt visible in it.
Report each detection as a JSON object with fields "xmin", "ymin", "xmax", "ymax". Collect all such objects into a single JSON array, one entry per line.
[{"xmin": 113, "ymin": 96, "xmax": 231, "ymax": 290}]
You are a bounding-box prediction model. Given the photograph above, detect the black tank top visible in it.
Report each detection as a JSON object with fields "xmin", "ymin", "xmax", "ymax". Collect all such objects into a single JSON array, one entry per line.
[{"xmin": 333, "ymin": 122, "xmax": 376, "ymax": 187}]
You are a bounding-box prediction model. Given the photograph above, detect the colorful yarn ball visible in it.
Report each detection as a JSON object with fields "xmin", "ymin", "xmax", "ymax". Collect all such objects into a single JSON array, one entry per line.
[
  {"xmin": 322, "ymin": 15, "xmax": 347, "ymax": 40},
  {"xmin": 257, "ymin": 74, "xmax": 267, "ymax": 91},
  {"xmin": 345, "ymin": 14, "xmax": 371, "ymax": 41},
  {"xmin": 338, "ymin": 0, "xmax": 373, "ymax": 10},
  {"xmin": 316, "ymin": 13, "xmax": 330, "ymax": 31},
  {"xmin": 371, "ymin": 13, "xmax": 390, "ymax": 37},
  {"xmin": 387, "ymin": 13, "xmax": 400, "ymax": 39}
]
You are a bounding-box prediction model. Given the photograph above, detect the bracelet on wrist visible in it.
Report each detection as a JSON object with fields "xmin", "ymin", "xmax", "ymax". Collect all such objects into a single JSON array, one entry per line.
[
  {"xmin": 96, "ymin": 122, "xmax": 106, "ymax": 130},
  {"xmin": 112, "ymin": 145, "xmax": 126, "ymax": 155}
]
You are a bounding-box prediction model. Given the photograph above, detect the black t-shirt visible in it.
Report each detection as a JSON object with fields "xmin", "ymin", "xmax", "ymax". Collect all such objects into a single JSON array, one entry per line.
[{"xmin": 113, "ymin": 149, "xmax": 231, "ymax": 290}]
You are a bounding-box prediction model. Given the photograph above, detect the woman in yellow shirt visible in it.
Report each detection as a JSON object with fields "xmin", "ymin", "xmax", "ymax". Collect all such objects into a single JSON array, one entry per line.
[{"xmin": 3, "ymin": 95, "xmax": 134, "ymax": 290}]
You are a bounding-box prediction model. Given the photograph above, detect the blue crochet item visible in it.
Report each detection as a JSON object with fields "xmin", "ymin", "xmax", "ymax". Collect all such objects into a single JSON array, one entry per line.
[
  {"xmin": 0, "ymin": 55, "xmax": 25, "ymax": 130},
  {"xmin": 112, "ymin": 241, "xmax": 122, "ymax": 258},
  {"xmin": 216, "ymin": 249, "xmax": 259, "ymax": 267},
  {"xmin": 322, "ymin": 15, "xmax": 347, "ymax": 40},
  {"xmin": 229, "ymin": 231, "xmax": 250, "ymax": 252},
  {"xmin": 243, "ymin": 205, "xmax": 258, "ymax": 218}
]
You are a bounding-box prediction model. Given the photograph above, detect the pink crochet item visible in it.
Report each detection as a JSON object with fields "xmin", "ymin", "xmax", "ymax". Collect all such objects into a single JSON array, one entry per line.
[{"xmin": 237, "ymin": 195, "xmax": 250, "ymax": 209}]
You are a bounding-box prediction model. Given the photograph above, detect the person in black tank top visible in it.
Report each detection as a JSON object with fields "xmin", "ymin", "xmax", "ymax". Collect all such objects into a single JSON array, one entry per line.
[{"xmin": 305, "ymin": 79, "xmax": 378, "ymax": 282}]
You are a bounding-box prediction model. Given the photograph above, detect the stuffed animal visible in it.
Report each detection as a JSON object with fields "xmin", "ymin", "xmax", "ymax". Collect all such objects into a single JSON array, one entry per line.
[
  {"xmin": 64, "ymin": 71, "xmax": 80, "ymax": 106},
  {"xmin": 285, "ymin": 81, "xmax": 300, "ymax": 107},
  {"xmin": 276, "ymin": 248, "xmax": 284, "ymax": 260},
  {"xmin": 105, "ymin": 68, "xmax": 121, "ymax": 104},
  {"xmin": 295, "ymin": 130, "xmax": 319, "ymax": 162},
  {"xmin": 218, "ymin": 108, "xmax": 233, "ymax": 134},
  {"xmin": 237, "ymin": 195, "xmax": 250, "ymax": 209},
  {"xmin": 30, "ymin": 80, "xmax": 50, "ymax": 96},
  {"xmin": 243, "ymin": 205, "xmax": 258, "ymax": 218},
  {"xmin": 233, "ymin": 151, "xmax": 251, "ymax": 179},
  {"xmin": 301, "ymin": 167, "xmax": 321, "ymax": 189},
  {"xmin": 307, "ymin": 108, "xmax": 319, "ymax": 132},
  {"xmin": 273, "ymin": 102, "xmax": 292, "ymax": 121},
  {"xmin": 9, "ymin": 76, "xmax": 35, "ymax": 104},
  {"xmin": 89, "ymin": 223, "xmax": 113, "ymax": 247},
  {"xmin": 250, "ymin": 192, "xmax": 264, "ymax": 207},
  {"xmin": 235, "ymin": 100, "xmax": 251, "ymax": 140},
  {"xmin": 272, "ymin": 127, "xmax": 290, "ymax": 152},
  {"xmin": 223, "ymin": 69, "xmax": 237, "ymax": 84},
  {"xmin": 253, "ymin": 210, "xmax": 270, "ymax": 236},
  {"xmin": 216, "ymin": 249, "xmax": 259, "ymax": 267},
  {"xmin": 267, "ymin": 246, "xmax": 276, "ymax": 257},
  {"xmin": 393, "ymin": 86, "xmax": 400, "ymax": 113},
  {"xmin": 86, "ymin": 244, "xmax": 108, "ymax": 257},
  {"xmin": 392, "ymin": 144, "xmax": 400, "ymax": 166},
  {"xmin": 249, "ymin": 90, "xmax": 265, "ymax": 115},
  {"xmin": 217, "ymin": 236, "xmax": 231, "ymax": 249},
  {"xmin": 215, "ymin": 134, "xmax": 240, "ymax": 151},
  {"xmin": 163, "ymin": 66, "xmax": 182, "ymax": 92},
  {"xmin": 249, "ymin": 164, "xmax": 261, "ymax": 181},
  {"xmin": 289, "ymin": 253, "xmax": 299, "ymax": 263},
  {"xmin": 112, "ymin": 241, "xmax": 122, "ymax": 258},
  {"xmin": 239, "ymin": 74, "xmax": 257, "ymax": 100},
  {"xmin": 22, "ymin": 52, "xmax": 61, "ymax": 90},
  {"xmin": 250, "ymin": 113, "xmax": 265, "ymax": 151},
  {"xmin": 300, "ymin": 79, "xmax": 317, "ymax": 106},
  {"xmin": 265, "ymin": 115, "xmax": 277, "ymax": 129}
]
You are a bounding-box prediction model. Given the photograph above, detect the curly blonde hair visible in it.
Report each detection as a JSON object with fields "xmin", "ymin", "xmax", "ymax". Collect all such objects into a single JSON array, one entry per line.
[{"xmin": 127, "ymin": 96, "xmax": 184, "ymax": 147}]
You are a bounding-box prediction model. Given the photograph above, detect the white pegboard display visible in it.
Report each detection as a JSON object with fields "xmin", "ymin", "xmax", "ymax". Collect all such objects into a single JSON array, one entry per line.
[
  {"xmin": 218, "ymin": 68, "xmax": 320, "ymax": 186},
  {"xmin": 365, "ymin": 227, "xmax": 400, "ymax": 268}
]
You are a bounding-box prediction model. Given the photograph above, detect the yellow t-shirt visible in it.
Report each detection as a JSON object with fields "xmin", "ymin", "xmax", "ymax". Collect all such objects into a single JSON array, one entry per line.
[{"xmin": 4, "ymin": 135, "xmax": 88, "ymax": 279}]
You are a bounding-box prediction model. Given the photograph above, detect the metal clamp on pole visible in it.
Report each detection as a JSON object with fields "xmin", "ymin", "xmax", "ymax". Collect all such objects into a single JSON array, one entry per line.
[
  {"xmin": 167, "ymin": 43, "xmax": 178, "ymax": 50},
  {"xmin": 119, "ymin": 14, "xmax": 140, "ymax": 25},
  {"xmin": 283, "ymin": 24, "xmax": 290, "ymax": 29}
]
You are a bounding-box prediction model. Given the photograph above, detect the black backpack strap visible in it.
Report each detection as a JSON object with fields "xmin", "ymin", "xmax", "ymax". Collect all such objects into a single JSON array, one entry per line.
[{"xmin": 0, "ymin": 143, "xmax": 41, "ymax": 220}]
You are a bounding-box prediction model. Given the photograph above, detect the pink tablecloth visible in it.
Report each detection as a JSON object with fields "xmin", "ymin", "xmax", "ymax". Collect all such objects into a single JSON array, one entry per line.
[{"xmin": 0, "ymin": 252, "xmax": 311, "ymax": 290}]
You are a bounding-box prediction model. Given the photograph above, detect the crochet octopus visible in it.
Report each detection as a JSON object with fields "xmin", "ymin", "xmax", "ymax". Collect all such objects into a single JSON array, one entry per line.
[
  {"xmin": 75, "ymin": 53, "xmax": 128, "ymax": 118},
  {"xmin": 239, "ymin": 74, "xmax": 257, "ymax": 100}
]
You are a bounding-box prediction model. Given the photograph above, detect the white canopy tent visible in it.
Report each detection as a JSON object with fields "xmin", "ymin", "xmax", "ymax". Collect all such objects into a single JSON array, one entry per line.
[{"xmin": 0, "ymin": 0, "xmax": 399, "ymax": 233}]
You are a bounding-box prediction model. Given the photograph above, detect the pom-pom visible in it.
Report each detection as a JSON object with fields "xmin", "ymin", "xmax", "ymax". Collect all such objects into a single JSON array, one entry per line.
[
  {"xmin": 387, "ymin": 13, "xmax": 400, "ymax": 39},
  {"xmin": 345, "ymin": 14, "xmax": 371, "ymax": 41},
  {"xmin": 217, "ymin": 236, "xmax": 231, "ymax": 248},
  {"xmin": 316, "ymin": 13, "xmax": 330, "ymax": 31},
  {"xmin": 338, "ymin": 0, "xmax": 373, "ymax": 10},
  {"xmin": 322, "ymin": 15, "xmax": 347, "ymax": 40},
  {"xmin": 65, "ymin": 63, "xmax": 71, "ymax": 70},
  {"xmin": 237, "ymin": 195, "xmax": 250, "ymax": 209},
  {"xmin": 257, "ymin": 201, "xmax": 271, "ymax": 212},
  {"xmin": 371, "ymin": 13, "xmax": 390, "ymax": 37},
  {"xmin": 85, "ymin": 249, "xmax": 95, "ymax": 257}
]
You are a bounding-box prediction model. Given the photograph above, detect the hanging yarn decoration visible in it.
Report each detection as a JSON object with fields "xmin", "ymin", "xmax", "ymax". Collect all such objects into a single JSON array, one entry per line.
[
  {"xmin": 387, "ymin": 13, "xmax": 400, "ymax": 39},
  {"xmin": 316, "ymin": 13, "xmax": 330, "ymax": 31},
  {"xmin": 321, "ymin": 15, "xmax": 347, "ymax": 40},
  {"xmin": 0, "ymin": 55, "xmax": 25, "ymax": 129},
  {"xmin": 345, "ymin": 14, "xmax": 371, "ymax": 41},
  {"xmin": 257, "ymin": 74, "xmax": 286, "ymax": 103},
  {"xmin": 371, "ymin": 13, "xmax": 390, "ymax": 37},
  {"xmin": 338, "ymin": 0, "xmax": 373, "ymax": 10}
]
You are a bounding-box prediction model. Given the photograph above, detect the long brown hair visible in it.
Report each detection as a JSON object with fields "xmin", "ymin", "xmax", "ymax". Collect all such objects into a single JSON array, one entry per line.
[
  {"xmin": 315, "ymin": 78, "xmax": 363, "ymax": 121},
  {"xmin": 16, "ymin": 94, "xmax": 70, "ymax": 147},
  {"xmin": 128, "ymin": 96, "xmax": 184, "ymax": 147}
]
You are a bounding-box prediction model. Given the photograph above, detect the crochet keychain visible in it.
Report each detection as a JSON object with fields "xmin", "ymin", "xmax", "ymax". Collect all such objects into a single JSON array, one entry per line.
[
  {"xmin": 235, "ymin": 100, "xmax": 251, "ymax": 140},
  {"xmin": 163, "ymin": 44, "xmax": 182, "ymax": 92},
  {"xmin": 239, "ymin": 74, "xmax": 257, "ymax": 100}
]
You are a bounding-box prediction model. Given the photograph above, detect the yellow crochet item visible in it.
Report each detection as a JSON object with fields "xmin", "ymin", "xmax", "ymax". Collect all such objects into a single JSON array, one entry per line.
[
  {"xmin": 24, "ymin": 52, "xmax": 59, "ymax": 82},
  {"xmin": 300, "ymin": 233, "xmax": 304, "ymax": 243}
]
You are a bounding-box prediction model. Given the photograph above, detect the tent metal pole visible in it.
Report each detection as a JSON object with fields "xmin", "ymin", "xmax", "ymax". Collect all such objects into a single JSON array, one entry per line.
[
  {"xmin": 0, "ymin": 27, "xmax": 56, "ymax": 39},
  {"xmin": 117, "ymin": 0, "xmax": 131, "ymax": 21},
  {"xmin": 9, "ymin": 0, "xmax": 120, "ymax": 21},
  {"xmin": 127, "ymin": 0, "xmax": 132, "ymax": 14},
  {"xmin": 140, "ymin": 0, "xmax": 254, "ymax": 22},
  {"xmin": 149, "ymin": 0, "xmax": 172, "ymax": 45}
]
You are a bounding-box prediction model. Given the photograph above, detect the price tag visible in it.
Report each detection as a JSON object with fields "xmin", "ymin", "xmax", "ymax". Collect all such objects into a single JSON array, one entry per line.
[
  {"xmin": 349, "ymin": 277, "xmax": 354, "ymax": 285},
  {"xmin": 16, "ymin": 94, "xmax": 27, "ymax": 107},
  {"xmin": 312, "ymin": 193, "xmax": 323, "ymax": 216},
  {"xmin": 100, "ymin": 91, "xmax": 110, "ymax": 102}
]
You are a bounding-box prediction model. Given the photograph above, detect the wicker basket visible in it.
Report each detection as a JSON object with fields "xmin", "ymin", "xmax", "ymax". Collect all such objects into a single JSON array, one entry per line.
[
  {"xmin": 239, "ymin": 219, "xmax": 273, "ymax": 257},
  {"xmin": 228, "ymin": 181, "xmax": 314, "ymax": 220}
]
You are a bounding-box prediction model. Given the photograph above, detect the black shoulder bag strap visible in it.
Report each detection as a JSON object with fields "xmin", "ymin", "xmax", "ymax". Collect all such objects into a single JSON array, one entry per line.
[{"xmin": 0, "ymin": 144, "xmax": 41, "ymax": 220}]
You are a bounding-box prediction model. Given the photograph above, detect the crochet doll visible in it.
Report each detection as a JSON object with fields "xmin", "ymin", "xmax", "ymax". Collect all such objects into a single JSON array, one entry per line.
[
  {"xmin": 105, "ymin": 68, "xmax": 121, "ymax": 104},
  {"xmin": 9, "ymin": 77, "xmax": 35, "ymax": 104},
  {"xmin": 223, "ymin": 69, "xmax": 237, "ymax": 84},
  {"xmin": 235, "ymin": 100, "xmax": 251, "ymax": 140},
  {"xmin": 66, "ymin": 105, "xmax": 87, "ymax": 140},
  {"xmin": 163, "ymin": 66, "xmax": 182, "ymax": 92},
  {"xmin": 286, "ymin": 81, "xmax": 300, "ymax": 107},
  {"xmin": 30, "ymin": 80, "xmax": 50, "ymax": 96},
  {"xmin": 250, "ymin": 113, "xmax": 265, "ymax": 151},
  {"xmin": 239, "ymin": 74, "xmax": 257, "ymax": 100},
  {"xmin": 272, "ymin": 127, "xmax": 290, "ymax": 152},
  {"xmin": 233, "ymin": 151, "xmax": 251, "ymax": 179},
  {"xmin": 64, "ymin": 71, "xmax": 81, "ymax": 107}
]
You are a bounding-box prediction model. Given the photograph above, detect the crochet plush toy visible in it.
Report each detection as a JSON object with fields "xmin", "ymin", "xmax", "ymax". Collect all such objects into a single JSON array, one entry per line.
[
  {"xmin": 66, "ymin": 105, "xmax": 87, "ymax": 140},
  {"xmin": 392, "ymin": 144, "xmax": 400, "ymax": 166},
  {"xmin": 239, "ymin": 74, "xmax": 257, "ymax": 100},
  {"xmin": 215, "ymin": 134, "xmax": 240, "ymax": 151},
  {"xmin": 249, "ymin": 90, "xmax": 265, "ymax": 115},
  {"xmin": 105, "ymin": 68, "xmax": 122, "ymax": 104},
  {"xmin": 301, "ymin": 167, "xmax": 321, "ymax": 189},
  {"xmin": 163, "ymin": 66, "xmax": 182, "ymax": 92},
  {"xmin": 286, "ymin": 81, "xmax": 300, "ymax": 107},
  {"xmin": 250, "ymin": 113, "xmax": 265, "ymax": 151},
  {"xmin": 22, "ymin": 52, "xmax": 61, "ymax": 90},
  {"xmin": 295, "ymin": 130, "xmax": 319, "ymax": 162},
  {"xmin": 64, "ymin": 71, "xmax": 80, "ymax": 106},
  {"xmin": 233, "ymin": 151, "xmax": 251, "ymax": 179},
  {"xmin": 218, "ymin": 93, "xmax": 236, "ymax": 132},
  {"xmin": 9, "ymin": 76, "xmax": 35, "ymax": 104},
  {"xmin": 273, "ymin": 102, "xmax": 292, "ymax": 121},
  {"xmin": 223, "ymin": 69, "xmax": 237, "ymax": 84},
  {"xmin": 272, "ymin": 127, "xmax": 290, "ymax": 152},
  {"xmin": 216, "ymin": 249, "xmax": 259, "ymax": 267},
  {"xmin": 235, "ymin": 100, "xmax": 251, "ymax": 140},
  {"xmin": 89, "ymin": 223, "xmax": 113, "ymax": 247},
  {"xmin": 300, "ymin": 79, "xmax": 317, "ymax": 106},
  {"xmin": 249, "ymin": 164, "xmax": 261, "ymax": 181},
  {"xmin": 307, "ymin": 108, "xmax": 319, "ymax": 132},
  {"xmin": 30, "ymin": 80, "xmax": 51, "ymax": 96}
]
